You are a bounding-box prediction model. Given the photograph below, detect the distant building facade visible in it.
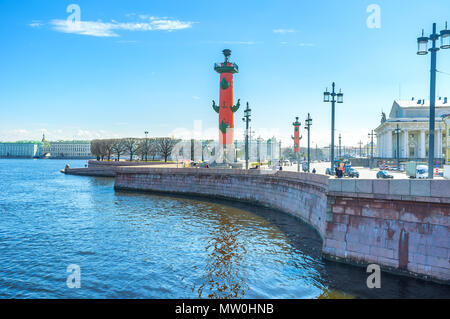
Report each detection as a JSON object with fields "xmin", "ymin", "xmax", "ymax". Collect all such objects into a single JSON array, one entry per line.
[
  {"xmin": 444, "ymin": 114, "xmax": 450, "ymax": 165},
  {"xmin": 0, "ymin": 142, "xmax": 41, "ymax": 158},
  {"xmin": 43, "ymin": 141, "xmax": 93, "ymax": 158},
  {"xmin": 375, "ymin": 98, "xmax": 449, "ymax": 163}
]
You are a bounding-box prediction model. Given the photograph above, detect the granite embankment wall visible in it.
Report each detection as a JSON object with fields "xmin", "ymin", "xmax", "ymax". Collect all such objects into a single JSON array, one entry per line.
[
  {"xmin": 63, "ymin": 160, "xmax": 176, "ymax": 177},
  {"xmin": 326, "ymin": 179, "xmax": 449, "ymax": 283},
  {"xmin": 114, "ymin": 168, "xmax": 449, "ymax": 283}
]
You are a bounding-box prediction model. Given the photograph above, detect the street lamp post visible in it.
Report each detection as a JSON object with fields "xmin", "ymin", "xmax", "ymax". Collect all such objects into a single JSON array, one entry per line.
[
  {"xmin": 394, "ymin": 124, "xmax": 401, "ymax": 168},
  {"xmin": 323, "ymin": 82, "xmax": 344, "ymax": 173},
  {"xmin": 249, "ymin": 128, "xmax": 255, "ymax": 163},
  {"xmin": 338, "ymin": 134, "xmax": 342, "ymax": 160},
  {"xmin": 201, "ymin": 140, "xmax": 207, "ymax": 162},
  {"xmin": 368, "ymin": 130, "xmax": 375, "ymax": 169},
  {"xmin": 417, "ymin": 22, "xmax": 450, "ymax": 178},
  {"xmin": 144, "ymin": 131, "xmax": 149, "ymax": 161},
  {"xmin": 358, "ymin": 140, "xmax": 363, "ymax": 157},
  {"xmin": 242, "ymin": 102, "xmax": 251, "ymax": 169},
  {"xmin": 279, "ymin": 141, "xmax": 282, "ymax": 165},
  {"xmin": 305, "ymin": 113, "xmax": 312, "ymax": 172},
  {"xmin": 257, "ymin": 137, "xmax": 262, "ymax": 166}
]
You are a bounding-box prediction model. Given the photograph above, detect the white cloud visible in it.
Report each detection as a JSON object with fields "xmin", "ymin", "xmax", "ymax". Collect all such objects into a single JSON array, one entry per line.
[
  {"xmin": 299, "ymin": 43, "xmax": 315, "ymax": 47},
  {"xmin": 51, "ymin": 20, "xmax": 118, "ymax": 37},
  {"xmin": 29, "ymin": 21, "xmax": 43, "ymax": 28},
  {"xmin": 273, "ymin": 29, "xmax": 295, "ymax": 34},
  {"xmin": 48, "ymin": 16, "xmax": 194, "ymax": 37},
  {"xmin": 280, "ymin": 41, "xmax": 288, "ymax": 45},
  {"xmin": 76, "ymin": 129, "xmax": 102, "ymax": 138}
]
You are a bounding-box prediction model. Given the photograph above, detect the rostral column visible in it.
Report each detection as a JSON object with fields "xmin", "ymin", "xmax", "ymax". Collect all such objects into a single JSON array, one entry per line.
[
  {"xmin": 292, "ymin": 117, "xmax": 302, "ymax": 154},
  {"xmin": 212, "ymin": 49, "xmax": 240, "ymax": 158}
]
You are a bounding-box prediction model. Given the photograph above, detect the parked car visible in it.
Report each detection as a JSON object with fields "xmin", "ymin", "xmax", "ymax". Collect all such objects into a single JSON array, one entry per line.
[
  {"xmin": 345, "ymin": 168, "xmax": 360, "ymax": 178},
  {"xmin": 376, "ymin": 170, "xmax": 394, "ymax": 179},
  {"xmin": 416, "ymin": 165, "xmax": 428, "ymax": 179}
]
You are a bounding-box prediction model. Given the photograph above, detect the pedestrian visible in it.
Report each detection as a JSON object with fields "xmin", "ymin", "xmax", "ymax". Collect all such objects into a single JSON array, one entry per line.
[
  {"xmin": 312, "ymin": 168, "xmax": 316, "ymax": 174},
  {"xmin": 335, "ymin": 167, "xmax": 343, "ymax": 178},
  {"xmin": 335, "ymin": 162, "xmax": 345, "ymax": 178}
]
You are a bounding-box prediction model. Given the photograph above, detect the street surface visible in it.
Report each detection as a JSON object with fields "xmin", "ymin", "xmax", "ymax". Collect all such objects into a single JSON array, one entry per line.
[{"xmin": 277, "ymin": 161, "xmax": 445, "ymax": 179}]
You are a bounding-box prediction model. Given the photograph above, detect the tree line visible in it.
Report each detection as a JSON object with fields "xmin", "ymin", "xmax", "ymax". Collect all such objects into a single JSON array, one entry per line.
[{"xmin": 90, "ymin": 137, "xmax": 180, "ymax": 162}]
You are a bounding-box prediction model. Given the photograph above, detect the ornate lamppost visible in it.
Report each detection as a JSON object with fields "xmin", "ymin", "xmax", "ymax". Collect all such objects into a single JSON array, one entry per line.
[
  {"xmin": 417, "ymin": 22, "xmax": 450, "ymax": 177},
  {"xmin": 323, "ymin": 83, "xmax": 343, "ymax": 172},
  {"xmin": 242, "ymin": 102, "xmax": 251, "ymax": 169}
]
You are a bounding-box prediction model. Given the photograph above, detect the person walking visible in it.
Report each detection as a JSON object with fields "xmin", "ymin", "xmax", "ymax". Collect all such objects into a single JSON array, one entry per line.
[{"xmin": 335, "ymin": 162, "xmax": 344, "ymax": 178}]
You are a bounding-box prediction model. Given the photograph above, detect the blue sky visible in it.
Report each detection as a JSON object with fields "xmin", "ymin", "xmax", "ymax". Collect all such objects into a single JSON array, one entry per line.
[{"xmin": 0, "ymin": 0, "xmax": 449, "ymax": 147}]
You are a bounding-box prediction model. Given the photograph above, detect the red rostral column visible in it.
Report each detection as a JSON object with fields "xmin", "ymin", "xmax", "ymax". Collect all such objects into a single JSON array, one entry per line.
[
  {"xmin": 212, "ymin": 49, "xmax": 240, "ymax": 151},
  {"xmin": 292, "ymin": 117, "xmax": 302, "ymax": 153}
]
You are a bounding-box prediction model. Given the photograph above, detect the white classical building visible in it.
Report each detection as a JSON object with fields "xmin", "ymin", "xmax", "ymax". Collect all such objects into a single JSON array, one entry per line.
[
  {"xmin": 375, "ymin": 98, "xmax": 449, "ymax": 162},
  {"xmin": 43, "ymin": 141, "xmax": 93, "ymax": 158},
  {"xmin": 0, "ymin": 142, "xmax": 41, "ymax": 158}
]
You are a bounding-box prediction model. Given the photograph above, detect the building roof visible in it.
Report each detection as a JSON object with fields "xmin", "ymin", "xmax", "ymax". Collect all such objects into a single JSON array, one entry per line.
[
  {"xmin": 374, "ymin": 98, "xmax": 450, "ymax": 132},
  {"xmin": 394, "ymin": 98, "xmax": 449, "ymax": 108},
  {"xmin": 387, "ymin": 98, "xmax": 450, "ymax": 121}
]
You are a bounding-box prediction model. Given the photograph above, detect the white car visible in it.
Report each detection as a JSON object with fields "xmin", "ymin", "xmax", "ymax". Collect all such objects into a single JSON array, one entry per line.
[{"xmin": 416, "ymin": 165, "xmax": 428, "ymax": 179}]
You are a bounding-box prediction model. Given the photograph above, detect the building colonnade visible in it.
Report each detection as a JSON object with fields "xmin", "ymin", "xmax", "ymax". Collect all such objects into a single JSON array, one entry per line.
[{"xmin": 376, "ymin": 126, "xmax": 444, "ymax": 159}]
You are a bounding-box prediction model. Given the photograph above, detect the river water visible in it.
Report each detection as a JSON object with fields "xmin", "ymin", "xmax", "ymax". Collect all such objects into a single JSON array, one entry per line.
[{"xmin": 0, "ymin": 159, "xmax": 448, "ymax": 299}]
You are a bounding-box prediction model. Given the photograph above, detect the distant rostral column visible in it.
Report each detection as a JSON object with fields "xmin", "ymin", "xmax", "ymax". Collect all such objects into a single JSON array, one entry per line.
[
  {"xmin": 292, "ymin": 117, "xmax": 302, "ymax": 154},
  {"xmin": 292, "ymin": 117, "xmax": 302, "ymax": 171},
  {"xmin": 212, "ymin": 49, "xmax": 240, "ymax": 158}
]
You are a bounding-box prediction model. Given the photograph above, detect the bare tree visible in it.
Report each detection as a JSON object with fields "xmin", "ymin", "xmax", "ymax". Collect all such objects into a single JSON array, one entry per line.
[
  {"xmin": 157, "ymin": 137, "xmax": 178, "ymax": 162},
  {"xmin": 102, "ymin": 139, "xmax": 115, "ymax": 161},
  {"xmin": 149, "ymin": 138, "xmax": 159, "ymax": 160},
  {"xmin": 90, "ymin": 140, "xmax": 101, "ymax": 160},
  {"xmin": 123, "ymin": 138, "xmax": 140, "ymax": 161},
  {"xmin": 112, "ymin": 139, "xmax": 127, "ymax": 161},
  {"xmin": 138, "ymin": 138, "xmax": 151, "ymax": 161}
]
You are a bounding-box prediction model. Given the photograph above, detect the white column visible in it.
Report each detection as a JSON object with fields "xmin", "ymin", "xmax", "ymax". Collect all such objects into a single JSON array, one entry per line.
[
  {"xmin": 436, "ymin": 128, "xmax": 442, "ymax": 158},
  {"xmin": 376, "ymin": 134, "xmax": 380, "ymax": 157},
  {"xmin": 403, "ymin": 129, "xmax": 409, "ymax": 158},
  {"xmin": 386, "ymin": 129, "xmax": 392, "ymax": 158},
  {"xmin": 380, "ymin": 132, "xmax": 385, "ymax": 157},
  {"xmin": 377, "ymin": 132, "xmax": 384, "ymax": 157},
  {"xmin": 419, "ymin": 130, "xmax": 426, "ymax": 159}
]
